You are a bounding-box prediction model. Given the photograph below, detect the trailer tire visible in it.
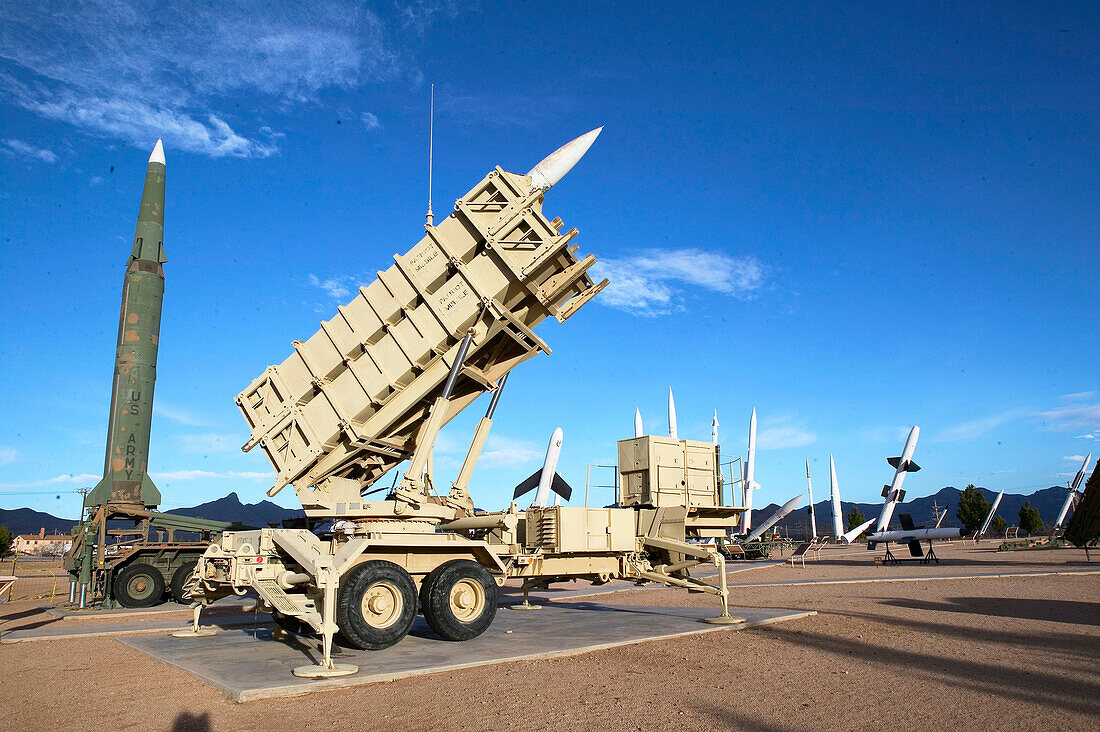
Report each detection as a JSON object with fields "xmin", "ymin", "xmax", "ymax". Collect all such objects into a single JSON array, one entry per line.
[
  {"xmin": 337, "ymin": 561, "xmax": 417, "ymax": 650},
  {"xmin": 421, "ymin": 559, "xmax": 498, "ymax": 641},
  {"xmin": 169, "ymin": 560, "xmax": 198, "ymax": 604},
  {"xmin": 114, "ymin": 563, "xmax": 165, "ymax": 608}
]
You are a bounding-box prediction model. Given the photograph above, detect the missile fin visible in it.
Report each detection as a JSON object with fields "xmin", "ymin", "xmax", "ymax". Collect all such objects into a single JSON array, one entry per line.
[
  {"xmin": 887, "ymin": 456, "xmax": 901, "ymax": 469},
  {"xmin": 905, "ymin": 461, "xmax": 921, "ymax": 472},
  {"xmin": 898, "ymin": 513, "xmax": 916, "ymax": 531},
  {"xmin": 907, "ymin": 540, "xmax": 924, "ymax": 558},
  {"xmin": 550, "ymin": 473, "xmax": 573, "ymax": 501},
  {"xmin": 512, "ymin": 470, "xmax": 541, "ymax": 499}
]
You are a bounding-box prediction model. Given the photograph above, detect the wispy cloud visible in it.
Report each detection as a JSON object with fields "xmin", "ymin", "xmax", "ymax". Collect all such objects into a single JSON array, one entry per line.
[
  {"xmin": 0, "ymin": 473, "xmax": 100, "ymax": 489},
  {"xmin": 154, "ymin": 402, "xmax": 210, "ymax": 427},
  {"xmin": 307, "ymin": 274, "xmax": 359, "ymax": 301},
  {"xmin": 934, "ymin": 411, "xmax": 1020, "ymax": 442},
  {"xmin": 150, "ymin": 469, "xmax": 269, "ymax": 481},
  {"xmin": 1077, "ymin": 433, "xmax": 1097, "ymax": 440},
  {"xmin": 1037, "ymin": 401, "xmax": 1100, "ymax": 432},
  {"xmin": 592, "ymin": 249, "xmax": 765, "ymax": 316},
  {"xmin": 177, "ymin": 433, "xmax": 242, "ymax": 454},
  {"xmin": 2, "ymin": 138, "xmax": 58, "ymax": 163},
  {"xmin": 0, "ymin": 3, "xmax": 420, "ymax": 158},
  {"xmin": 361, "ymin": 112, "xmax": 382, "ymax": 131},
  {"xmin": 0, "ymin": 447, "xmax": 17, "ymax": 467},
  {"xmin": 478, "ymin": 436, "xmax": 542, "ymax": 468},
  {"xmin": 1064, "ymin": 455, "xmax": 1087, "ymax": 462},
  {"xmin": 757, "ymin": 416, "xmax": 816, "ymax": 450}
]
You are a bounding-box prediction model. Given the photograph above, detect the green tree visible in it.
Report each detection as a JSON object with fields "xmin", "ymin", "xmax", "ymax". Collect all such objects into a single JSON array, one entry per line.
[
  {"xmin": 1019, "ymin": 501, "xmax": 1042, "ymax": 535},
  {"xmin": 956, "ymin": 484, "xmax": 991, "ymax": 533},
  {"xmin": 0, "ymin": 525, "xmax": 12, "ymax": 558},
  {"xmin": 991, "ymin": 515, "xmax": 1007, "ymax": 535},
  {"xmin": 847, "ymin": 506, "xmax": 866, "ymax": 539}
]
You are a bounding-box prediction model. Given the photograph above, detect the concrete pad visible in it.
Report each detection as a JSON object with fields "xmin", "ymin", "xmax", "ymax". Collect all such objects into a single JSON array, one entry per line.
[
  {"xmin": 725, "ymin": 568, "xmax": 1100, "ymax": 589},
  {"xmin": 45, "ymin": 595, "xmax": 255, "ymax": 619},
  {"xmin": 1, "ymin": 613, "xmax": 270, "ymax": 643},
  {"xmin": 122, "ymin": 602, "xmax": 814, "ymax": 702}
]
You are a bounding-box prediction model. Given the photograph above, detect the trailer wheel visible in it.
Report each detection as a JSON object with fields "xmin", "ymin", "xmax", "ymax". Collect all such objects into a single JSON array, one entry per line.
[
  {"xmin": 114, "ymin": 563, "xmax": 165, "ymax": 608},
  {"xmin": 421, "ymin": 560, "xmax": 498, "ymax": 641},
  {"xmin": 337, "ymin": 561, "xmax": 417, "ymax": 650},
  {"xmin": 169, "ymin": 560, "xmax": 198, "ymax": 604}
]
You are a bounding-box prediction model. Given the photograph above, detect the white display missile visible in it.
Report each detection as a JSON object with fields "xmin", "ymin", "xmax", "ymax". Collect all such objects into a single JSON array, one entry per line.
[
  {"xmin": 740, "ymin": 407, "xmax": 758, "ymax": 534},
  {"xmin": 873, "ymin": 426, "xmax": 921, "ymax": 532},
  {"xmin": 829, "ymin": 455, "xmax": 844, "ymax": 539},
  {"xmin": 712, "ymin": 410, "xmax": 719, "ymax": 445},
  {"xmin": 975, "ymin": 489, "xmax": 1005, "ymax": 540},
  {"xmin": 1055, "ymin": 453, "xmax": 1091, "ymax": 529},
  {"xmin": 746, "ymin": 493, "xmax": 803, "ymax": 542},
  {"xmin": 532, "ymin": 427, "xmax": 564, "ymax": 507},
  {"xmin": 805, "ymin": 460, "xmax": 818, "ymax": 539},
  {"xmin": 512, "ymin": 428, "xmax": 573, "ymax": 508},
  {"xmin": 842, "ymin": 519, "xmax": 875, "ymax": 544},
  {"xmin": 634, "ymin": 408, "xmax": 644, "ymax": 438},
  {"xmin": 866, "ymin": 527, "xmax": 961, "ymax": 543},
  {"xmin": 527, "ymin": 127, "xmax": 603, "ymax": 192},
  {"xmin": 667, "ymin": 387, "xmax": 678, "ymax": 439}
]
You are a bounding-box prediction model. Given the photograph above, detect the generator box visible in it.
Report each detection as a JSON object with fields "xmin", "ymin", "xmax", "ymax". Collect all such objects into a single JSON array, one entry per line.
[
  {"xmin": 617, "ymin": 436, "xmax": 719, "ymax": 508},
  {"xmin": 525, "ymin": 506, "xmax": 636, "ymax": 553}
]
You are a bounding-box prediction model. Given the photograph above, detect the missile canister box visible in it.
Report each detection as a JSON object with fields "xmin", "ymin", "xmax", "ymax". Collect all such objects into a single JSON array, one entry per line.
[
  {"xmin": 525, "ymin": 506, "xmax": 636, "ymax": 553},
  {"xmin": 617, "ymin": 436, "xmax": 720, "ymax": 508},
  {"xmin": 237, "ymin": 167, "xmax": 607, "ymax": 498}
]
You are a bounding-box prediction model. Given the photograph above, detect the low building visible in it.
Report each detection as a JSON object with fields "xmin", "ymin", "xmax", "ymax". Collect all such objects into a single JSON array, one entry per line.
[{"xmin": 12, "ymin": 528, "xmax": 72, "ymax": 555}]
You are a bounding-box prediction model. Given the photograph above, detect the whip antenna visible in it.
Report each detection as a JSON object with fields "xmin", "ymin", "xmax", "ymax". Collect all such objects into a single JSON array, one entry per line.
[{"xmin": 426, "ymin": 83, "xmax": 434, "ymax": 226}]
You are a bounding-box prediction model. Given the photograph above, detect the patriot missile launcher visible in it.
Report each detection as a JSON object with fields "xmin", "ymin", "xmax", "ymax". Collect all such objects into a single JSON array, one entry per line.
[{"xmin": 187, "ymin": 129, "xmax": 747, "ymax": 678}]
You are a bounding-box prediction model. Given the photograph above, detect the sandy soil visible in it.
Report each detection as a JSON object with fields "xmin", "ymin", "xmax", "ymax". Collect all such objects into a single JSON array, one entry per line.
[{"xmin": 0, "ymin": 544, "xmax": 1096, "ymax": 731}]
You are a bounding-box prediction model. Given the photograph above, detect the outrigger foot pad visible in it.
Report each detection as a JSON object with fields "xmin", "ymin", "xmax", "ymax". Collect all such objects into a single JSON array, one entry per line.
[
  {"xmin": 171, "ymin": 628, "xmax": 217, "ymax": 637},
  {"xmin": 704, "ymin": 614, "xmax": 746, "ymax": 625},
  {"xmin": 508, "ymin": 602, "xmax": 542, "ymax": 611},
  {"xmin": 293, "ymin": 663, "xmax": 358, "ymax": 679}
]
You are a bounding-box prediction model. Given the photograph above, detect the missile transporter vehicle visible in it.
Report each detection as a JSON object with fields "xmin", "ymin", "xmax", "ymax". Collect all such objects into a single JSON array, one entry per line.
[{"xmin": 189, "ymin": 131, "xmax": 746, "ymax": 676}]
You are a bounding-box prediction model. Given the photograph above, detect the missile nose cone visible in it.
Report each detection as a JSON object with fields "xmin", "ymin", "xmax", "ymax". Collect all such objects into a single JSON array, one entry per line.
[
  {"xmin": 526, "ymin": 126, "xmax": 602, "ymax": 191},
  {"xmin": 148, "ymin": 138, "xmax": 165, "ymax": 166}
]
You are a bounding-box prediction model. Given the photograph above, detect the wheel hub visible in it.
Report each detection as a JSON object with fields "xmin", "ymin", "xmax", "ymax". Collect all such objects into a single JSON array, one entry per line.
[
  {"xmin": 448, "ymin": 579, "xmax": 485, "ymax": 622},
  {"xmin": 361, "ymin": 581, "xmax": 402, "ymax": 629}
]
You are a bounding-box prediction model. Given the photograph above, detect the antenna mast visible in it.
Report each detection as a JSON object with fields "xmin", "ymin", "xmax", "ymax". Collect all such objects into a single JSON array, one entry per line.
[{"xmin": 426, "ymin": 83, "xmax": 434, "ymax": 227}]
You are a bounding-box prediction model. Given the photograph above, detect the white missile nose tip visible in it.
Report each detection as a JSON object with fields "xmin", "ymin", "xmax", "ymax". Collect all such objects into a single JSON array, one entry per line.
[
  {"xmin": 149, "ymin": 138, "xmax": 165, "ymax": 166},
  {"xmin": 526, "ymin": 125, "xmax": 604, "ymax": 191}
]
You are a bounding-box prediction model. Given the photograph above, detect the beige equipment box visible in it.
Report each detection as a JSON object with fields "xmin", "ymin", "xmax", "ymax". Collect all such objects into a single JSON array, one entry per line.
[
  {"xmin": 618, "ymin": 436, "xmax": 721, "ymax": 508},
  {"xmin": 525, "ymin": 506, "xmax": 636, "ymax": 553}
]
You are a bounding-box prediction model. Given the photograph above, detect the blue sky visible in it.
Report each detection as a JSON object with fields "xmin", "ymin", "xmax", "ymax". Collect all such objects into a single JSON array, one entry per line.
[{"xmin": 1, "ymin": 2, "xmax": 1097, "ymax": 519}]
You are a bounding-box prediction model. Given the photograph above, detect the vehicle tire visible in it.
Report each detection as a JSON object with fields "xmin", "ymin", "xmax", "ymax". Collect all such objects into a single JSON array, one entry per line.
[
  {"xmin": 114, "ymin": 562, "xmax": 166, "ymax": 608},
  {"xmin": 272, "ymin": 609, "xmax": 311, "ymax": 635},
  {"xmin": 336, "ymin": 561, "xmax": 418, "ymax": 650},
  {"xmin": 421, "ymin": 559, "xmax": 498, "ymax": 641},
  {"xmin": 169, "ymin": 560, "xmax": 198, "ymax": 604}
]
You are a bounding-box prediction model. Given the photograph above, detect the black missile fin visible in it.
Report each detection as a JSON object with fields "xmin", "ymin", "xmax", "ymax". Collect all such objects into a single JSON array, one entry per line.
[
  {"xmin": 512, "ymin": 470, "xmax": 541, "ymax": 499},
  {"xmin": 887, "ymin": 456, "xmax": 901, "ymax": 469},
  {"xmin": 899, "ymin": 513, "xmax": 916, "ymax": 531},
  {"xmin": 907, "ymin": 540, "xmax": 923, "ymax": 557},
  {"xmin": 905, "ymin": 461, "xmax": 921, "ymax": 472},
  {"xmin": 551, "ymin": 473, "xmax": 573, "ymax": 501},
  {"xmin": 882, "ymin": 484, "xmax": 892, "ymax": 498}
]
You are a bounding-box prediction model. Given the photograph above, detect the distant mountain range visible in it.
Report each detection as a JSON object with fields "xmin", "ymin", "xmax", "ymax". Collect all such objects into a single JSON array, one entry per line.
[
  {"xmin": 0, "ymin": 486, "xmax": 1072, "ymax": 538},
  {"xmin": 0, "ymin": 492, "xmax": 302, "ymax": 537},
  {"xmin": 762, "ymin": 485, "xmax": 1070, "ymax": 538}
]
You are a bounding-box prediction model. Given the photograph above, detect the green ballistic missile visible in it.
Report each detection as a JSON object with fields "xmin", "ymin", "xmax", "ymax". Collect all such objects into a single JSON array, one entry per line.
[{"xmin": 86, "ymin": 140, "xmax": 166, "ymax": 508}]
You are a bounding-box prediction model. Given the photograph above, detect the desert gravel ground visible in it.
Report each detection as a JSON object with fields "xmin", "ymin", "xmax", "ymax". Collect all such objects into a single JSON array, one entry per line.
[{"xmin": 0, "ymin": 543, "xmax": 1096, "ymax": 731}]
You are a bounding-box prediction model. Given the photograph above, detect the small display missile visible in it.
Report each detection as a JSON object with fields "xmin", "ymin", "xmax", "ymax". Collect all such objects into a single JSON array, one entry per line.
[
  {"xmin": 1054, "ymin": 453, "xmax": 1091, "ymax": 529},
  {"xmin": 976, "ymin": 489, "xmax": 1005, "ymax": 539},
  {"xmin": 842, "ymin": 519, "xmax": 875, "ymax": 544},
  {"xmin": 805, "ymin": 459, "xmax": 817, "ymax": 539},
  {"xmin": 873, "ymin": 426, "xmax": 920, "ymax": 532},
  {"xmin": 527, "ymin": 127, "xmax": 603, "ymax": 192},
  {"xmin": 746, "ymin": 493, "xmax": 803, "ymax": 542},
  {"xmin": 634, "ymin": 408, "xmax": 644, "ymax": 438},
  {"xmin": 86, "ymin": 140, "xmax": 167, "ymax": 509},
  {"xmin": 829, "ymin": 455, "xmax": 844, "ymax": 539},
  {"xmin": 740, "ymin": 407, "xmax": 758, "ymax": 534},
  {"xmin": 513, "ymin": 428, "xmax": 573, "ymax": 508},
  {"xmin": 866, "ymin": 527, "xmax": 961, "ymax": 543},
  {"xmin": 667, "ymin": 388, "xmax": 678, "ymax": 439},
  {"xmin": 712, "ymin": 410, "xmax": 719, "ymax": 445}
]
